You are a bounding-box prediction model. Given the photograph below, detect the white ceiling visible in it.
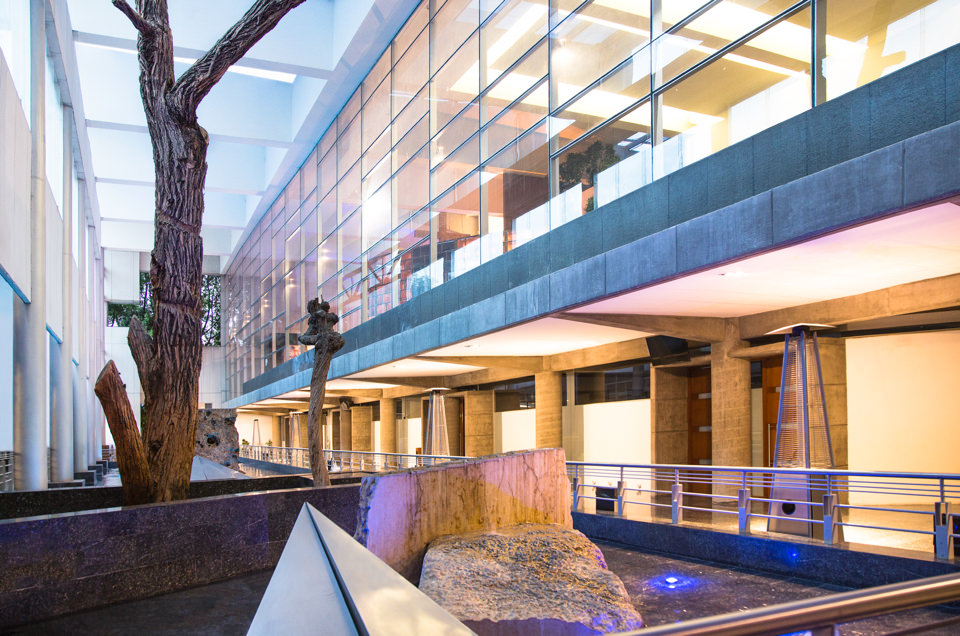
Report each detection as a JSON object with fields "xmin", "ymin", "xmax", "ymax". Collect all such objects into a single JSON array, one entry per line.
[
  {"xmin": 65, "ymin": 0, "xmax": 419, "ymax": 266},
  {"xmin": 348, "ymin": 358, "xmax": 483, "ymax": 379},
  {"xmin": 428, "ymin": 317, "xmax": 646, "ymax": 357},
  {"xmin": 571, "ymin": 202, "xmax": 960, "ymax": 317}
]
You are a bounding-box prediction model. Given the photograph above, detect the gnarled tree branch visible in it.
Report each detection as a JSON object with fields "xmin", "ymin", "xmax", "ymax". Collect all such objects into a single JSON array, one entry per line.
[
  {"xmin": 170, "ymin": 0, "xmax": 306, "ymax": 116},
  {"xmin": 95, "ymin": 361, "xmax": 153, "ymax": 504},
  {"xmin": 111, "ymin": 0, "xmax": 154, "ymax": 35}
]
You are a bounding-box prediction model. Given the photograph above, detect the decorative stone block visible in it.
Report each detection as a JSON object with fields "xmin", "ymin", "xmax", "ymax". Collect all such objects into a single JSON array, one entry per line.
[
  {"xmin": 355, "ymin": 449, "xmax": 572, "ymax": 582},
  {"xmin": 419, "ymin": 524, "xmax": 643, "ymax": 635}
]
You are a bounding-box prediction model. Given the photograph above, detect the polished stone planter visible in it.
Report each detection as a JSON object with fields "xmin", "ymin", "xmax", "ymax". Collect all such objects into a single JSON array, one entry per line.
[{"xmin": 0, "ymin": 483, "xmax": 361, "ymax": 628}]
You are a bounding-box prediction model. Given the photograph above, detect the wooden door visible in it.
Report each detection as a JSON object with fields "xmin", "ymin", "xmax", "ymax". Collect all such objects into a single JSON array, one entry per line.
[
  {"xmin": 762, "ymin": 357, "xmax": 783, "ymax": 467},
  {"xmin": 686, "ymin": 367, "xmax": 712, "ymax": 507}
]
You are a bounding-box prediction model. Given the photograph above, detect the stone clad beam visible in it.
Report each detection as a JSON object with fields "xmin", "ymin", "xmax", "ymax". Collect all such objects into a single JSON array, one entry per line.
[
  {"xmin": 351, "ymin": 405, "xmax": 372, "ymax": 452},
  {"xmin": 355, "ymin": 449, "xmax": 572, "ymax": 582},
  {"xmin": 711, "ymin": 320, "xmax": 752, "ymax": 470},
  {"xmin": 464, "ymin": 391, "xmax": 494, "ymax": 457}
]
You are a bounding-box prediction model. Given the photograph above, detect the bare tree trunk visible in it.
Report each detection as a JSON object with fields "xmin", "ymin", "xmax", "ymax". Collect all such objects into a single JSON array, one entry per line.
[
  {"xmin": 300, "ymin": 299, "xmax": 345, "ymax": 486},
  {"xmin": 94, "ymin": 362, "xmax": 151, "ymax": 504},
  {"xmin": 94, "ymin": 0, "xmax": 306, "ymax": 504}
]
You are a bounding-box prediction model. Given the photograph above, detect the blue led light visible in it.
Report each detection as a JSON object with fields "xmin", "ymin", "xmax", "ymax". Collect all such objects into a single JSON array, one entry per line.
[{"xmin": 652, "ymin": 574, "xmax": 698, "ymax": 591}]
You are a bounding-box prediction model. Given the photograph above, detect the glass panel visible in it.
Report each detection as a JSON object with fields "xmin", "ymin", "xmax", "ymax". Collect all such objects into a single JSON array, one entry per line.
[
  {"xmin": 338, "ymin": 89, "xmax": 361, "ymax": 132},
  {"xmin": 303, "ymin": 247, "xmax": 318, "ymax": 306},
  {"xmin": 301, "ymin": 147, "xmax": 318, "ymax": 198},
  {"xmin": 824, "ymin": 0, "xmax": 958, "ymax": 101},
  {"xmin": 482, "ymin": 0, "xmax": 548, "ymax": 88},
  {"xmin": 285, "ymin": 266, "xmax": 302, "ymax": 327},
  {"xmin": 393, "ymin": 27, "xmax": 429, "ymax": 117},
  {"xmin": 482, "ymin": 80, "xmax": 547, "ymax": 160},
  {"xmin": 432, "ymin": 0, "xmax": 479, "ymax": 74},
  {"xmin": 320, "ymin": 274, "xmax": 339, "ymax": 307},
  {"xmin": 363, "ymin": 126, "xmax": 391, "ymax": 178},
  {"xmin": 395, "ymin": 114, "xmax": 429, "ymax": 170},
  {"xmin": 432, "ymin": 30, "xmax": 480, "ymax": 132},
  {"xmin": 319, "ymin": 187, "xmax": 337, "ymax": 241},
  {"xmin": 342, "ymin": 260, "xmax": 363, "ymax": 316},
  {"xmin": 396, "ymin": 208, "xmax": 431, "ymax": 255},
  {"xmin": 338, "ymin": 114, "xmax": 361, "ymax": 176},
  {"xmin": 318, "ymin": 234, "xmax": 338, "ymax": 287},
  {"xmin": 551, "ymin": 0, "xmax": 651, "ymax": 106},
  {"xmin": 284, "ymin": 176, "xmax": 301, "ymax": 221},
  {"xmin": 394, "ymin": 85, "xmax": 429, "ymax": 146},
  {"xmin": 435, "ymin": 171, "xmax": 482, "ymax": 281},
  {"xmin": 363, "ymin": 180, "xmax": 393, "ymax": 251},
  {"xmin": 363, "ymin": 48, "xmax": 391, "ymax": 103},
  {"xmin": 432, "ymin": 102, "xmax": 480, "ymax": 168},
  {"xmin": 341, "ymin": 211, "xmax": 363, "ymax": 265},
  {"xmin": 398, "ymin": 237, "xmax": 432, "ymax": 301},
  {"xmin": 396, "ymin": 145, "xmax": 430, "ymax": 224},
  {"xmin": 339, "ymin": 163, "xmax": 361, "ymax": 222},
  {"xmin": 482, "ymin": 39, "xmax": 547, "ymax": 125},
  {"xmin": 557, "ymin": 101, "xmax": 652, "ymax": 212},
  {"xmin": 363, "ymin": 73, "xmax": 392, "ymax": 150},
  {"xmin": 302, "ymin": 207, "xmax": 318, "ymax": 256},
  {"xmin": 656, "ymin": 0, "xmax": 796, "ymax": 86},
  {"xmin": 319, "ymin": 145, "xmax": 337, "ymax": 198},
  {"xmin": 285, "ymin": 227, "xmax": 301, "ymax": 273},
  {"xmin": 552, "ymin": 46, "xmax": 650, "ymax": 150},
  {"xmin": 394, "ymin": 1, "xmax": 428, "ymax": 60},
  {"xmin": 484, "ymin": 121, "xmax": 549, "ymax": 258},
  {"xmin": 658, "ymin": 9, "xmax": 811, "ymax": 178},
  {"xmin": 433, "ymin": 132, "xmax": 480, "ymax": 197},
  {"xmin": 320, "ymin": 124, "xmax": 336, "ymax": 157}
]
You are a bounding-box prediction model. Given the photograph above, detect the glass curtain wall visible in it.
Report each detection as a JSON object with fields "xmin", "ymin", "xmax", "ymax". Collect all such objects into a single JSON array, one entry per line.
[{"xmin": 223, "ymin": 0, "xmax": 959, "ymax": 399}]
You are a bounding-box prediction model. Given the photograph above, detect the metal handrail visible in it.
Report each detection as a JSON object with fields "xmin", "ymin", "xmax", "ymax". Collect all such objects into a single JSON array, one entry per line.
[{"xmin": 624, "ymin": 572, "xmax": 960, "ymax": 635}]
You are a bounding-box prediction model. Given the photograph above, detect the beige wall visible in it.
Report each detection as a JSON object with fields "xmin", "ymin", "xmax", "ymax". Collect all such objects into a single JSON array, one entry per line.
[
  {"xmin": 846, "ymin": 331, "xmax": 960, "ymax": 503},
  {"xmin": 494, "ymin": 409, "xmax": 536, "ymax": 453},
  {"xmin": 235, "ymin": 412, "xmax": 275, "ymax": 447}
]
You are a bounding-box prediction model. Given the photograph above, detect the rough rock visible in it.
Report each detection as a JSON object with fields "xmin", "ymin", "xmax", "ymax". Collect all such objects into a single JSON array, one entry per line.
[
  {"xmin": 195, "ymin": 408, "xmax": 240, "ymax": 469},
  {"xmin": 419, "ymin": 524, "xmax": 642, "ymax": 635},
  {"xmin": 355, "ymin": 449, "xmax": 572, "ymax": 582}
]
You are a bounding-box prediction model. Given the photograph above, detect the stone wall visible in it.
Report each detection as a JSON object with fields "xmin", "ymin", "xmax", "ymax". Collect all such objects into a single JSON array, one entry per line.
[
  {"xmin": 196, "ymin": 408, "xmax": 240, "ymax": 468},
  {"xmin": 355, "ymin": 448, "xmax": 572, "ymax": 582}
]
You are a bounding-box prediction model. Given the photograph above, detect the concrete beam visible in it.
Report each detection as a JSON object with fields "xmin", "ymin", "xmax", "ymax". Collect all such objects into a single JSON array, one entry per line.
[
  {"xmin": 414, "ymin": 355, "xmax": 546, "ymax": 373},
  {"xmin": 546, "ymin": 338, "xmax": 651, "ymax": 372},
  {"xmin": 739, "ymin": 273, "xmax": 960, "ymax": 338},
  {"xmin": 555, "ymin": 313, "xmax": 726, "ymax": 342},
  {"xmin": 728, "ymin": 342, "xmax": 784, "ymax": 360}
]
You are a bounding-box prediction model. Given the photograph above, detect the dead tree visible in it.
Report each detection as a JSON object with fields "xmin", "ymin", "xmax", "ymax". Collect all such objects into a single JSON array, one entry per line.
[
  {"xmin": 96, "ymin": 0, "xmax": 306, "ymax": 504},
  {"xmin": 299, "ymin": 298, "xmax": 345, "ymax": 486}
]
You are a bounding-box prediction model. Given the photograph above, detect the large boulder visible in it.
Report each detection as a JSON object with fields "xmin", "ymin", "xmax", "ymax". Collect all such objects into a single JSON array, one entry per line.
[
  {"xmin": 355, "ymin": 449, "xmax": 572, "ymax": 582},
  {"xmin": 419, "ymin": 524, "xmax": 643, "ymax": 635}
]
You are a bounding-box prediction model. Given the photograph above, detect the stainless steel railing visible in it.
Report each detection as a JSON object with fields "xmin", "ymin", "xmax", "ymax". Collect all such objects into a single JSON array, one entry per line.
[
  {"xmin": 626, "ymin": 571, "xmax": 960, "ymax": 635},
  {"xmin": 239, "ymin": 445, "xmax": 471, "ymax": 473},
  {"xmin": 567, "ymin": 461, "xmax": 960, "ymax": 560},
  {"xmin": 238, "ymin": 446, "xmax": 959, "ymax": 560}
]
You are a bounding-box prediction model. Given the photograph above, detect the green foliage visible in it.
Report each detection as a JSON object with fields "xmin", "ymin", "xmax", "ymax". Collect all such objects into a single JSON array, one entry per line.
[
  {"xmin": 558, "ymin": 140, "xmax": 618, "ymax": 192},
  {"xmin": 106, "ymin": 272, "xmax": 221, "ymax": 346}
]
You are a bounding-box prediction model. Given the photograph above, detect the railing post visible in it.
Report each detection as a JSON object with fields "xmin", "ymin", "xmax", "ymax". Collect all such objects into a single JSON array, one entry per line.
[
  {"xmin": 672, "ymin": 483, "xmax": 683, "ymax": 524},
  {"xmin": 738, "ymin": 488, "xmax": 751, "ymax": 534},
  {"xmin": 617, "ymin": 480, "xmax": 626, "ymax": 517},
  {"xmin": 823, "ymin": 493, "xmax": 839, "ymax": 545},
  {"xmin": 934, "ymin": 501, "xmax": 952, "ymax": 560},
  {"xmin": 571, "ymin": 476, "xmax": 580, "ymax": 512}
]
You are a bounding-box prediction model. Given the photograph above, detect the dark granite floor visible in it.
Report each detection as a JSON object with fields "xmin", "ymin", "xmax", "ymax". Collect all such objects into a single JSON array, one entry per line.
[
  {"xmin": 598, "ymin": 540, "xmax": 960, "ymax": 635},
  {"xmin": 7, "ymin": 570, "xmax": 272, "ymax": 636},
  {"xmin": 10, "ymin": 544, "xmax": 959, "ymax": 635}
]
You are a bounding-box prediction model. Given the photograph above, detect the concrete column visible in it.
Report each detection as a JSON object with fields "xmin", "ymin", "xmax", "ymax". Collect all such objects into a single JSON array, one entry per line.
[
  {"xmin": 13, "ymin": 0, "xmax": 48, "ymax": 491},
  {"xmin": 52, "ymin": 107, "xmax": 74, "ymax": 482},
  {"xmin": 651, "ymin": 367, "xmax": 688, "ymax": 464},
  {"xmin": 816, "ymin": 337, "xmax": 848, "ymax": 470},
  {"xmin": 535, "ymin": 371, "xmax": 562, "ymax": 449},
  {"xmin": 92, "ymin": 251, "xmax": 104, "ymax": 461},
  {"xmin": 561, "ymin": 373, "xmax": 584, "ymax": 461},
  {"xmin": 351, "ymin": 405, "xmax": 372, "ymax": 452},
  {"xmin": 74, "ymin": 219, "xmax": 89, "ymax": 471},
  {"xmin": 332, "ymin": 411, "xmax": 341, "ymax": 450},
  {"xmin": 339, "ymin": 409, "xmax": 352, "ymax": 451},
  {"xmin": 464, "ymin": 391, "xmax": 494, "ymax": 457},
  {"xmin": 378, "ymin": 398, "xmax": 396, "ymax": 453},
  {"xmin": 711, "ymin": 319, "xmax": 752, "ymax": 468}
]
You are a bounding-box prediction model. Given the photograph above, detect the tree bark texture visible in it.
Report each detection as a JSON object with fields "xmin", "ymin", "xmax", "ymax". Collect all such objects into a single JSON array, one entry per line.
[
  {"xmin": 94, "ymin": 362, "xmax": 151, "ymax": 504},
  {"xmin": 95, "ymin": 0, "xmax": 305, "ymax": 503},
  {"xmin": 300, "ymin": 299, "xmax": 345, "ymax": 486}
]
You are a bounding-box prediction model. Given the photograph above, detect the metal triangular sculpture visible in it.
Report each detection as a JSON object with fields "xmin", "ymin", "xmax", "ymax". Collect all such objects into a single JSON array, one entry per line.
[
  {"xmin": 423, "ymin": 389, "xmax": 450, "ymax": 457},
  {"xmin": 766, "ymin": 324, "xmax": 842, "ymax": 540},
  {"xmin": 248, "ymin": 504, "xmax": 472, "ymax": 635}
]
